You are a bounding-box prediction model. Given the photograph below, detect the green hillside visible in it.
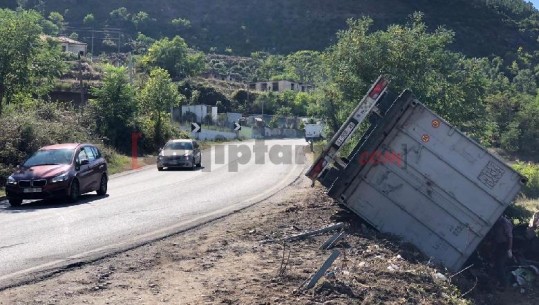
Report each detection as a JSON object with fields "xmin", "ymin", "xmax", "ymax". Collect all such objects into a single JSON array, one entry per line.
[{"xmin": 1, "ymin": 0, "xmax": 538, "ymax": 58}]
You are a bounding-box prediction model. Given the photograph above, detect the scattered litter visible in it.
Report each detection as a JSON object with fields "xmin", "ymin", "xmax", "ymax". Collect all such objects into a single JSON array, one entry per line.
[
  {"xmin": 261, "ymin": 222, "xmax": 344, "ymax": 244},
  {"xmin": 325, "ymin": 271, "xmax": 336, "ymax": 279},
  {"xmin": 358, "ymin": 261, "xmax": 367, "ymax": 268},
  {"xmin": 432, "ymin": 272, "xmax": 448, "ymax": 283},
  {"xmin": 387, "ymin": 264, "xmax": 399, "ymax": 272},
  {"xmin": 511, "ymin": 267, "xmax": 536, "ymax": 286}
]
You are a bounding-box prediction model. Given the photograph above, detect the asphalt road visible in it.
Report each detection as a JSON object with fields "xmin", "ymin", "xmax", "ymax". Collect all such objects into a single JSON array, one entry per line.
[{"xmin": 0, "ymin": 139, "xmax": 307, "ymax": 288}]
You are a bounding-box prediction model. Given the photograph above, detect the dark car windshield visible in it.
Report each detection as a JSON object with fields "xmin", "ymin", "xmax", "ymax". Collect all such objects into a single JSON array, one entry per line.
[
  {"xmin": 23, "ymin": 149, "xmax": 75, "ymax": 167},
  {"xmin": 164, "ymin": 141, "xmax": 193, "ymax": 150}
]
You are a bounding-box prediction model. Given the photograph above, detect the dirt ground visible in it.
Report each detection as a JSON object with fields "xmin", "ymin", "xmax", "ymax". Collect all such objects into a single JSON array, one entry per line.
[{"xmin": 1, "ymin": 166, "xmax": 539, "ymax": 304}]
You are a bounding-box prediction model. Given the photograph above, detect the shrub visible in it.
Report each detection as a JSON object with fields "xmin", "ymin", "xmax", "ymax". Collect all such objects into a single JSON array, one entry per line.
[
  {"xmin": 136, "ymin": 115, "xmax": 189, "ymax": 153},
  {"xmin": 0, "ymin": 102, "xmax": 124, "ymax": 187},
  {"xmin": 512, "ymin": 161, "xmax": 539, "ymax": 199}
]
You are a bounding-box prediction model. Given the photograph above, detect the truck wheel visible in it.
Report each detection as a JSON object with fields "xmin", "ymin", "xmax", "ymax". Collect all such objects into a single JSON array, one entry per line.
[{"xmin": 8, "ymin": 198, "xmax": 22, "ymax": 207}]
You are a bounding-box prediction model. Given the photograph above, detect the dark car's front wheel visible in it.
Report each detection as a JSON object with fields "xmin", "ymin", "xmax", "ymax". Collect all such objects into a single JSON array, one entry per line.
[
  {"xmin": 97, "ymin": 175, "xmax": 108, "ymax": 196},
  {"xmin": 8, "ymin": 198, "xmax": 22, "ymax": 207},
  {"xmin": 68, "ymin": 179, "xmax": 80, "ymax": 203}
]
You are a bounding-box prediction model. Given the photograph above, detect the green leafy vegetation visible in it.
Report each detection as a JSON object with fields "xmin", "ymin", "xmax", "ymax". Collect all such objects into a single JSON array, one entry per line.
[
  {"xmin": 86, "ymin": 65, "xmax": 137, "ymax": 152},
  {"xmin": 0, "ymin": 102, "xmax": 94, "ymax": 186},
  {"xmin": 0, "ymin": 8, "xmax": 67, "ymax": 114},
  {"xmin": 3, "ymin": 0, "xmax": 539, "ymax": 62},
  {"xmin": 513, "ymin": 162, "xmax": 539, "ymax": 199},
  {"xmin": 137, "ymin": 68, "xmax": 184, "ymax": 151},
  {"xmin": 140, "ymin": 36, "xmax": 205, "ymax": 80}
]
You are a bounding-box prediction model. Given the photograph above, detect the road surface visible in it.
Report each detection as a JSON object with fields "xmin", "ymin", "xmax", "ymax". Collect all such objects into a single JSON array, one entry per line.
[{"xmin": 0, "ymin": 139, "xmax": 307, "ymax": 288}]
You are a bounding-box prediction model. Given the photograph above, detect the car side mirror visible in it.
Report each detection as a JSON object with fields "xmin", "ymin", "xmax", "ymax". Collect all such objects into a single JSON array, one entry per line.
[{"xmin": 80, "ymin": 159, "xmax": 90, "ymax": 166}]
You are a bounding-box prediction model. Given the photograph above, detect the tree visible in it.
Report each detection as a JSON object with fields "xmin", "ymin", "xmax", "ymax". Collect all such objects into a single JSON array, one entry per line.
[
  {"xmin": 256, "ymin": 54, "xmax": 287, "ymax": 81},
  {"xmin": 16, "ymin": 0, "xmax": 28, "ymax": 9},
  {"xmin": 0, "ymin": 9, "xmax": 66, "ymax": 115},
  {"xmin": 322, "ymin": 13, "xmax": 488, "ymax": 136},
  {"xmin": 109, "ymin": 7, "xmax": 130, "ymax": 26},
  {"xmin": 89, "ymin": 65, "xmax": 137, "ymax": 152},
  {"xmin": 129, "ymin": 33, "xmax": 155, "ymax": 54},
  {"xmin": 31, "ymin": 36, "xmax": 68, "ymax": 97},
  {"xmin": 141, "ymin": 36, "xmax": 205, "ymax": 80},
  {"xmin": 42, "ymin": 21, "xmax": 59, "ymax": 36},
  {"xmin": 131, "ymin": 11, "xmax": 149, "ymax": 31},
  {"xmin": 138, "ymin": 68, "xmax": 182, "ymax": 147},
  {"xmin": 83, "ymin": 13, "xmax": 95, "ymax": 26},
  {"xmin": 171, "ymin": 18, "xmax": 191, "ymax": 29},
  {"xmin": 284, "ymin": 50, "xmax": 322, "ymax": 83},
  {"xmin": 48, "ymin": 11, "xmax": 65, "ymax": 33}
]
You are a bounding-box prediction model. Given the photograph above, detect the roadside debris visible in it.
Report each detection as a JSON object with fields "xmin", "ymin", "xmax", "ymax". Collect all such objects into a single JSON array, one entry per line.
[
  {"xmin": 319, "ymin": 231, "xmax": 346, "ymax": 250},
  {"xmin": 302, "ymin": 250, "xmax": 341, "ymax": 290},
  {"xmin": 260, "ymin": 222, "xmax": 344, "ymax": 244}
]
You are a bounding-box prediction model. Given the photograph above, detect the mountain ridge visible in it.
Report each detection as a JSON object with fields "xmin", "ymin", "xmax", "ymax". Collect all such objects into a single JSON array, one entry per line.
[{"xmin": 1, "ymin": 0, "xmax": 538, "ymax": 59}]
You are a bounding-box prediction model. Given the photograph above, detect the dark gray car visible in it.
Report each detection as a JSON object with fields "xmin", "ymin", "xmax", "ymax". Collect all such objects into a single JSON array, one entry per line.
[{"xmin": 157, "ymin": 139, "xmax": 201, "ymax": 171}]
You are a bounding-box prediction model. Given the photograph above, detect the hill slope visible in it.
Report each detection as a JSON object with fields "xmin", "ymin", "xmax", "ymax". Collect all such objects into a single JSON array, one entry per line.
[{"xmin": 1, "ymin": 0, "xmax": 538, "ymax": 58}]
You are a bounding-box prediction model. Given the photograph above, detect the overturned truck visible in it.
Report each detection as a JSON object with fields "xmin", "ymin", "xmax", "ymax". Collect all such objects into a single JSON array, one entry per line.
[{"xmin": 307, "ymin": 75, "xmax": 527, "ymax": 272}]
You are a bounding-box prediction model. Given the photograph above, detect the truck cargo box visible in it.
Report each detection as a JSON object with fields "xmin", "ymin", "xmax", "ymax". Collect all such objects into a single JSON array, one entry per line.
[{"xmin": 309, "ymin": 80, "xmax": 526, "ymax": 272}]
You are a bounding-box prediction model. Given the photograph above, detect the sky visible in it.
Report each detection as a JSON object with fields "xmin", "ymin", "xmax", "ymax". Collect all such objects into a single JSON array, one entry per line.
[{"xmin": 531, "ymin": 0, "xmax": 539, "ymax": 9}]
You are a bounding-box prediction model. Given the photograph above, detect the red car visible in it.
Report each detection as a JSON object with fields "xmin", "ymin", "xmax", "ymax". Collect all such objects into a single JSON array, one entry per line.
[{"xmin": 5, "ymin": 143, "xmax": 108, "ymax": 207}]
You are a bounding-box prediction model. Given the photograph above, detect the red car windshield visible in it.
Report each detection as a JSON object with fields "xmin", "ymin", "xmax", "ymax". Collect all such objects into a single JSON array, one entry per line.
[{"xmin": 23, "ymin": 149, "xmax": 75, "ymax": 167}]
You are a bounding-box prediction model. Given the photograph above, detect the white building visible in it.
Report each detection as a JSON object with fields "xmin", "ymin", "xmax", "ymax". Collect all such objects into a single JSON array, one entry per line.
[
  {"xmin": 248, "ymin": 80, "xmax": 314, "ymax": 93},
  {"xmin": 181, "ymin": 105, "xmax": 218, "ymax": 122},
  {"xmin": 57, "ymin": 36, "xmax": 87, "ymax": 56},
  {"xmin": 41, "ymin": 35, "xmax": 88, "ymax": 57}
]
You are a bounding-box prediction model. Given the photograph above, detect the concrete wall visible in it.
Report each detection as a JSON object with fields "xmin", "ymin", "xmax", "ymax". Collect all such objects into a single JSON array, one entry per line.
[{"xmin": 180, "ymin": 125, "xmax": 238, "ymax": 140}]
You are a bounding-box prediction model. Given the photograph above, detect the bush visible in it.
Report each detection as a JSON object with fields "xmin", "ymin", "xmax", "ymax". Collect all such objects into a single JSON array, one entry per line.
[
  {"xmin": 0, "ymin": 102, "xmax": 125, "ymax": 187},
  {"xmin": 136, "ymin": 115, "xmax": 189, "ymax": 153},
  {"xmin": 512, "ymin": 161, "xmax": 539, "ymax": 199}
]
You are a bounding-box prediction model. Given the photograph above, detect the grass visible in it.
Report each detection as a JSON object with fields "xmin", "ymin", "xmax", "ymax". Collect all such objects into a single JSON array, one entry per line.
[
  {"xmin": 511, "ymin": 197, "xmax": 539, "ymax": 225},
  {"xmin": 107, "ymin": 154, "xmax": 157, "ymax": 175},
  {"xmin": 0, "ymin": 188, "xmax": 5, "ymax": 197}
]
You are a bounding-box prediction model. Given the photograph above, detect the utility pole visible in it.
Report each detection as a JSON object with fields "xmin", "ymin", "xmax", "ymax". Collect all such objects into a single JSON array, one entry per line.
[
  {"xmin": 79, "ymin": 51, "xmax": 85, "ymax": 114},
  {"xmin": 91, "ymin": 28, "xmax": 94, "ymax": 61},
  {"xmin": 78, "ymin": 52, "xmax": 84, "ymax": 108},
  {"xmin": 128, "ymin": 52, "xmax": 133, "ymax": 84}
]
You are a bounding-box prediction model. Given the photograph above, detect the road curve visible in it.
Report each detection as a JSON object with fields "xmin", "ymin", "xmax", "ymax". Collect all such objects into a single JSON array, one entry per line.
[{"xmin": 0, "ymin": 139, "xmax": 307, "ymax": 288}]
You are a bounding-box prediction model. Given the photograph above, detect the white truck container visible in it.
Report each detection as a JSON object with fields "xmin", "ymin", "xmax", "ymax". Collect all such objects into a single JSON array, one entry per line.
[{"xmin": 307, "ymin": 77, "xmax": 526, "ymax": 272}]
